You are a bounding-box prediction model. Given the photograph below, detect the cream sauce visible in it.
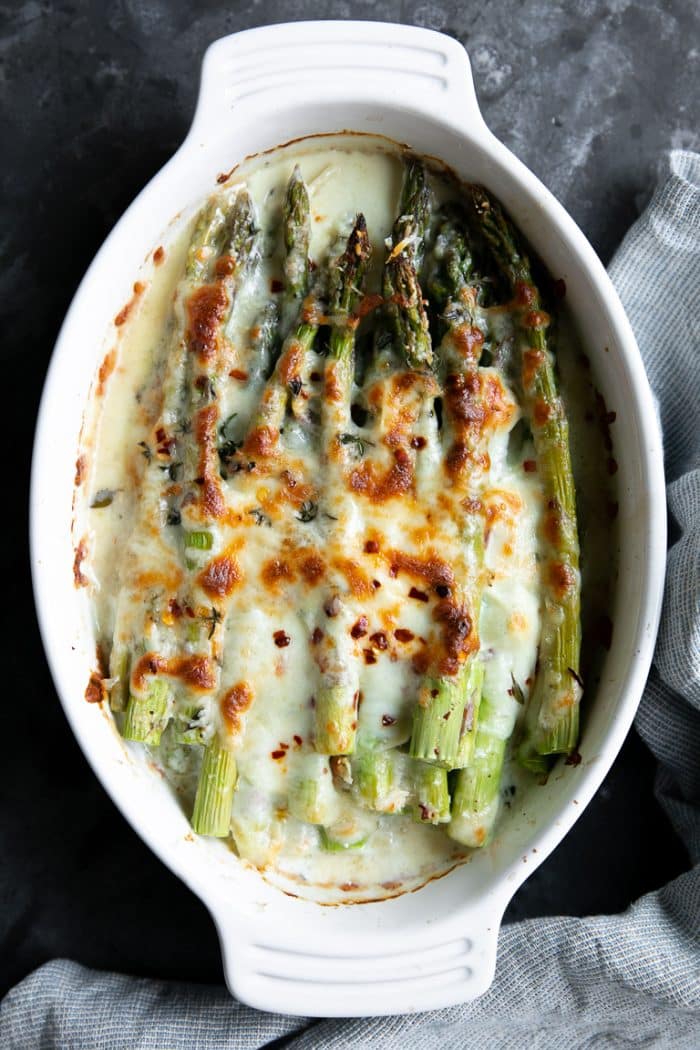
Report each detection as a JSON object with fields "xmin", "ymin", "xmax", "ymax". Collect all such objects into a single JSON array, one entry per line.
[{"xmin": 82, "ymin": 134, "xmax": 614, "ymax": 902}]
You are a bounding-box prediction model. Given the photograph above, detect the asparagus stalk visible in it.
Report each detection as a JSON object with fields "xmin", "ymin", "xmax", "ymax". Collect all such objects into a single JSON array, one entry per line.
[
  {"xmin": 411, "ymin": 762, "xmax": 450, "ymax": 825},
  {"xmin": 448, "ymin": 698, "xmax": 507, "ymax": 847},
  {"xmin": 282, "ymin": 164, "xmax": 311, "ymax": 329},
  {"xmin": 245, "ymin": 169, "xmax": 318, "ymax": 440},
  {"xmin": 409, "ymin": 210, "xmax": 487, "ymax": 768},
  {"xmin": 191, "ymin": 735, "xmax": 237, "ymax": 837},
  {"xmin": 383, "ymin": 159, "xmax": 433, "ymax": 370},
  {"xmin": 288, "ymin": 753, "xmax": 339, "ymax": 825},
  {"xmin": 121, "ymin": 190, "xmax": 259, "ymax": 747},
  {"xmin": 313, "ymin": 215, "xmax": 372, "ymax": 756},
  {"xmin": 470, "ymin": 187, "xmax": 582, "ymax": 765}
]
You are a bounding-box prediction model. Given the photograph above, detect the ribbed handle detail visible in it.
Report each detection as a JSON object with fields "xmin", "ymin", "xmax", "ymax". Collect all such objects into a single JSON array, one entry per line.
[
  {"xmin": 189, "ymin": 21, "xmax": 483, "ymax": 140},
  {"xmin": 218, "ymin": 924, "xmax": 501, "ymax": 1016}
]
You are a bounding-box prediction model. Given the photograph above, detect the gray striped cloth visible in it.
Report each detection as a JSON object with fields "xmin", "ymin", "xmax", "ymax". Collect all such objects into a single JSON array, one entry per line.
[{"xmin": 4, "ymin": 150, "xmax": 699, "ymax": 1049}]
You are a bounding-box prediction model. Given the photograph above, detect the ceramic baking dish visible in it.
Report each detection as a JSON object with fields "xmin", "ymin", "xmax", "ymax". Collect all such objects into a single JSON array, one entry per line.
[{"xmin": 31, "ymin": 21, "xmax": 665, "ymax": 1017}]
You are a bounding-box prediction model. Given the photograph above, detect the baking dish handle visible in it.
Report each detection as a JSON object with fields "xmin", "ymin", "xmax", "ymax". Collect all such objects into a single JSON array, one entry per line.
[
  {"xmin": 187, "ymin": 21, "xmax": 486, "ymax": 143},
  {"xmin": 213, "ymin": 903, "xmax": 503, "ymax": 1016}
]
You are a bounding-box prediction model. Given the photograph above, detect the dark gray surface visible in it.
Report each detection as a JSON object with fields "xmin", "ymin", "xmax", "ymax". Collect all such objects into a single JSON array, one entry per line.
[{"xmin": 1, "ymin": 0, "xmax": 695, "ymax": 1001}]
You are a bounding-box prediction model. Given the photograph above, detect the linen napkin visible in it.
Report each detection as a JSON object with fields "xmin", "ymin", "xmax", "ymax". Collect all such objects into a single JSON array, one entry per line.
[{"xmin": 3, "ymin": 150, "xmax": 699, "ymax": 1049}]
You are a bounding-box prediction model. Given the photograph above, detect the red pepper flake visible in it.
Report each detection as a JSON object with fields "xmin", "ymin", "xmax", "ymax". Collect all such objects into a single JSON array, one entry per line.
[
  {"xmin": 351, "ymin": 616, "xmax": 369, "ymax": 639},
  {"xmin": 229, "ymin": 368, "xmax": 248, "ymax": 381},
  {"xmin": 408, "ymin": 586, "xmax": 429, "ymax": 603},
  {"xmin": 293, "ymin": 734, "xmax": 303, "ymax": 747},
  {"xmin": 271, "ymin": 749, "xmax": 286, "ymax": 760},
  {"xmin": 364, "ymin": 539, "xmax": 379, "ymax": 554},
  {"xmin": 273, "ymin": 630, "xmax": 291, "ymax": 648},
  {"xmin": 372, "ymin": 579, "xmax": 382, "ymax": 589},
  {"xmin": 369, "ymin": 631, "xmax": 388, "ymax": 650},
  {"xmin": 184, "ymin": 605, "xmax": 195, "ymax": 618},
  {"xmin": 279, "ymin": 742, "xmax": 289, "ymax": 751},
  {"xmin": 168, "ymin": 599, "xmax": 183, "ymax": 619},
  {"xmin": 311, "ymin": 627, "xmax": 324, "ymax": 644},
  {"xmin": 381, "ymin": 714, "xmax": 396, "ymax": 726},
  {"xmin": 523, "ymin": 459, "xmax": 537, "ymax": 473},
  {"xmin": 410, "ymin": 436, "xmax": 427, "ymax": 450},
  {"xmin": 394, "ymin": 628, "xmax": 414, "ymax": 643},
  {"xmin": 565, "ymin": 749, "xmax": 582, "ymax": 767},
  {"xmin": 363, "ymin": 649, "xmax": 377, "ymax": 665},
  {"xmin": 270, "ymin": 278, "xmax": 283, "ymax": 293},
  {"xmin": 155, "ymin": 427, "xmax": 167, "ymax": 443}
]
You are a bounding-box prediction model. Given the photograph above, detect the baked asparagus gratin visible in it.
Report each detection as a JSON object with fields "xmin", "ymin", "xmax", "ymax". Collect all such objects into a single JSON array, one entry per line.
[{"xmin": 82, "ymin": 137, "xmax": 610, "ymax": 900}]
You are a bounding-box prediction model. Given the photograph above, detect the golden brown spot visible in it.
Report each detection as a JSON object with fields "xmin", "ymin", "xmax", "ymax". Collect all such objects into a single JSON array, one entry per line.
[
  {"xmin": 524, "ymin": 310, "xmax": 550, "ymax": 329},
  {"xmin": 334, "ymin": 558, "xmax": 374, "ymax": 598},
  {"xmin": 75, "ymin": 454, "xmax": 87, "ymax": 487},
  {"xmin": 387, "ymin": 550, "xmax": 454, "ymax": 589},
  {"xmin": 243, "ymin": 425, "xmax": 278, "ymax": 458},
  {"xmin": 451, "ymin": 322, "xmax": 484, "ymax": 363},
  {"xmin": 153, "ymin": 246, "xmax": 165, "ymax": 265},
  {"xmin": 324, "ymin": 361, "xmax": 344, "ymax": 403},
  {"xmin": 348, "ymin": 447, "xmax": 414, "ymax": 502},
  {"xmin": 215, "ymin": 254, "xmax": 236, "ymax": 278},
  {"xmin": 132, "ymin": 653, "xmax": 215, "ymax": 693},
  {"xmin": 194, "ymin": 405, "xmax": 226, "ymax": 519},
  {"xmin": 522, "ymin": 349, "xmax": 545, "ymax": 390},
  {"xmin": 73, "ymin": 538, "xmax": 88, "ymax": 588},
  {"xmin": 85, "ymin": 671, "xmax": 105, "ymax": 704},
  {"xmin": 533, "ymin": 398, "xmax": 553, "ymax": 427},
  {"xmin": 262, "ymin": 558, "xmax": 295, "ymax": 590},
  {"xmin": 221, "ymin": 682, "xmax": 254, "ymax": 732},
  {"xmin": 514, "ymin": 281, "xmax": 537, "ymax": 307},
  {"xmin": 299, "ymin": 553, "xmax": 326, "ymax": 586},
  {"xmin": 186, "ymin": 283, "xmax": 229, "ymax": 362},
  {"xmin": 199, "ymin": 554, "xmax": 241, "ymax": 598},
  {"xmin": 433, "ymin": 598, "xmax": 477, "ymax": 676},
  {"xmin": 549, "ymin": 560, "xmax": 577, "ymax": 599},
  {"xmin": 278, "ymin": 340, "xmax": 304, "ymax": 386},
  {"xmin": 97, "ymin": 349, "xmax": 117, "ymax": 397},
  {"xmin": 114, "ymin": 281, "xmax": 145, "ymax": 327}
]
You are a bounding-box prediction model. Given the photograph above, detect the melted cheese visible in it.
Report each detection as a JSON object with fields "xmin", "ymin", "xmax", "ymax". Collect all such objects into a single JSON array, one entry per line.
[{"xmin": 83, "ymin": 135, "xmax": 598, "ymax": 902}]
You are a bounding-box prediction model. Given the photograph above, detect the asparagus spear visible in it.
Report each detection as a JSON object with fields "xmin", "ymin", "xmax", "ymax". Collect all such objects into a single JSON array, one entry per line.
[
  {"xmin": 470, "ymin": 187, "xmax": 582, "ymax": 765},
  {"xmin": 288, "ymin": 753, "xmax": 339, "ymax": 825},
  {"xmin": 383, "ymin": 159, "xmax": 433, "ymax": 370},
  {"xmin": 448, "ymin": 697, "xmax": 507, "ymax": 847},
  {"xmin": 313, "ymin": 215, "xmax": 372, "ymax": 756},
  {"xmin": 245, "ymin": 169, "xmax": 318, "ymax": 441},
  {"xmin": 177, "ymin": 192, "xmax": 260, "ymax": 832},
  {"xmin": 282, "ymin": 165, "xmax": 311, "ymax": 329},
  {"xmin": 120, "ymin": 190, "xmax": 258, "ymax": 746},
  {"xmin": 409, "ymin": 210, "xmax": 487, "ymax": 769},
  {"xmin": 191, "ymin": 734, "xmax": 237, "ymax": 837}
]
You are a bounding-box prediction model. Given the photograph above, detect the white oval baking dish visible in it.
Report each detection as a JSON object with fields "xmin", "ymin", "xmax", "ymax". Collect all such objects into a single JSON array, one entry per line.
[{"xmin": 31, "ymin": 21, "xmax": 666, "ymax": 1017}]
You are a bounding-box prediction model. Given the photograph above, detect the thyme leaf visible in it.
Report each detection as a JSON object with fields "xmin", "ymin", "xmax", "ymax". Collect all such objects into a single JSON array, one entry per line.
[{"xmin": 296, "ymin": 500, "xmax": 318, "ymax": 523}]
